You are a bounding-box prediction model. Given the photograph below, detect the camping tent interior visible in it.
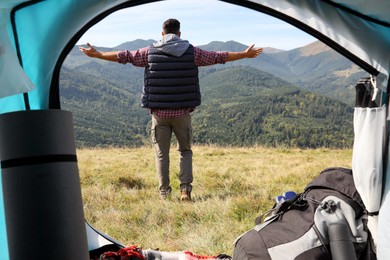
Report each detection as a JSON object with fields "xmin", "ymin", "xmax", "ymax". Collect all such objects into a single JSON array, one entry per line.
[{"xmin": 0, "ymin": 0, "xmax": 389, "ymax": 259}]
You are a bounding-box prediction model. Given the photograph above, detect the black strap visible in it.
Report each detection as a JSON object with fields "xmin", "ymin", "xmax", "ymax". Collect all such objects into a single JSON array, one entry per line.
[{"xmin": 1, "ymin": 154, "xmax": 77, "ymax": 169}]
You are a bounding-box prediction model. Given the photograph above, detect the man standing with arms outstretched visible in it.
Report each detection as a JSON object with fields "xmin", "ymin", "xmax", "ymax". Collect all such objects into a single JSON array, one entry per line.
[{"xmin": 80, "ymin": 18, "xmax": 262, "ymax": 201}]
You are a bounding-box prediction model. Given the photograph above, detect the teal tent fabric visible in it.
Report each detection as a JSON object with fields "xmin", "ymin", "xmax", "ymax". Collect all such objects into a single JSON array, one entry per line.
[
  {"xmin": 0, "ymin": 0, "xmax": 389, "ymax": 258},
  {"xmin": 0, "ymin": 171, "xmax": 9, "ymax": 259},
  {"xmin": 7, "ymin": 0, "xmax": 129, "ymax": 109}
]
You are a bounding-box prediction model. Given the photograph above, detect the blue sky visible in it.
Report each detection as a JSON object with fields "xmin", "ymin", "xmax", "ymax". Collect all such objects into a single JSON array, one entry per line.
[{"xmin": 77, "ymin": 0, "xmax": 316, "ymax": 51}]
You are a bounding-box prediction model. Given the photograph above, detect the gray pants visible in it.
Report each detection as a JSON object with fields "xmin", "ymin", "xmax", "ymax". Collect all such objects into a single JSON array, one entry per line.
[{"xmin": 151, "ymin": 113, "xmax": 193, "ymax": 192}]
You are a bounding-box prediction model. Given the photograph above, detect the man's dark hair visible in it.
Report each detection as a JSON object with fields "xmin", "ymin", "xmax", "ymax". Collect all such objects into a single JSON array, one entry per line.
[{"xmin": 163, "ymin": 18, "xmax": 180, "ymax": 35}]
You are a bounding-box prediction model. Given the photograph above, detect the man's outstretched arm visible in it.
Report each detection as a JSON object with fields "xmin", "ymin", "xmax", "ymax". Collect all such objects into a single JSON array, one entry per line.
[
  {"xmin": 79, "ymin": 43, "xmax": 118, "ymax": 62},
  {"xmin": 226, "ymin": 44, "xmax": 263, "ymax": 62}
]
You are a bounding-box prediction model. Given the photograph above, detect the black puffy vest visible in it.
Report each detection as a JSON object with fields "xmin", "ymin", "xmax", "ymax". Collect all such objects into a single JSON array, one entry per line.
[{"xmin": 142, "ymin": 45, "xmax": 200, "ymax": 109}]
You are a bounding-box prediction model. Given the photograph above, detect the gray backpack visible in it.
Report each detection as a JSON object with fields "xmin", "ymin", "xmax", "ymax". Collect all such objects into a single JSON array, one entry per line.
[{"xmin": 233, "ymin": 167, "xmax": 376, "ymax": 260}]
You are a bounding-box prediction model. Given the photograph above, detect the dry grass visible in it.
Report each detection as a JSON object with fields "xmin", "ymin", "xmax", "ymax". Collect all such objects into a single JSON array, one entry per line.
[{"xmin": 78, "ymin": 145, "xmax": 352, "ymax": 256}]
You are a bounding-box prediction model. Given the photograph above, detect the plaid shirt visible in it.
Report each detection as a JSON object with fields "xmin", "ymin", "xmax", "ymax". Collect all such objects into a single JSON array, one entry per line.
[{"xmin": 117, "ymin": 47, "xmax": 228, "ymax": 118}]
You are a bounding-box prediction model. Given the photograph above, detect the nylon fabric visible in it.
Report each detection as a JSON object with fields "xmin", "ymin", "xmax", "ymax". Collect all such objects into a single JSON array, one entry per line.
[
  {"xmin": 378, "ymin": 128, "xmax": 390, "ymax": 259},
  {"xmin": 378, "ymin": 177, "xmax": 390, "ymax": 259},
  {"xmin": 352, "ymin": 105, "xmax": 386, "ymax": 246},
  {"xmin": 330, "ymin": 0, "xmax": 390, "ymax": 23},
  {"xmin": 143, "ymin": 45, "xmax": 200, "ymax": 108},
  {"xmin": 0, "ymin": 170, "xmax": 9, "ymax": 260},
  {"xmin": 268, "ymin": 227, "xmax": 321, "ymax": 259}
]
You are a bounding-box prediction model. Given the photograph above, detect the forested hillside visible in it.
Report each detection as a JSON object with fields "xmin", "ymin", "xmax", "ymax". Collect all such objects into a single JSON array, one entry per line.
[
  {"xmin": 193, "ymin": 66, "xmax": 353, "ymax": 147},
  {"xmin": 60, "ymin": 67, "xmax": 149, "ymax": 147}
]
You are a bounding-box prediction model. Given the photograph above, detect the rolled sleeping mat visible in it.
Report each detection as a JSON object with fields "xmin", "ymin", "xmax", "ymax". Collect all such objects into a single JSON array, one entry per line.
[{"xmin": 0, "ymin": 109, "xmax": 89, "ymax": 260}]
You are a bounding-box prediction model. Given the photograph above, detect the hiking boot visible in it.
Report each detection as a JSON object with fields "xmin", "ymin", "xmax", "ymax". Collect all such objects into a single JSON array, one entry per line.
[
  {"xmin": 159, "ymin": 187, "xmax": 172, "ymax": 200},
  {"xmin": 181, "ymin": 189, "xmax": 192, "ymax": 201}
]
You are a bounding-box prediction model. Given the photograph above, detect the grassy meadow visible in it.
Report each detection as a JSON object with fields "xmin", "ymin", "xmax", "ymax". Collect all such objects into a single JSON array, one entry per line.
[{"xmin": 78, "ymin": 145, "xmax": 352, "ymax": 256}]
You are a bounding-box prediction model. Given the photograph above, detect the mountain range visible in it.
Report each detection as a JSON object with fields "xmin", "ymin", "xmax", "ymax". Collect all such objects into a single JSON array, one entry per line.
[{"xmin": 60, "ymin": 39, "xmax": 364, "ymax": 148}]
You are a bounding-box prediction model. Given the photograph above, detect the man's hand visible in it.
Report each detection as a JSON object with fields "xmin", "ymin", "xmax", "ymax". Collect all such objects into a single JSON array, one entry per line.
[
  {"xmin": 226, "ymin": 44, "xmax": 263, "ymax": 62},
  {"xmin": 245, "ymin": 44, "xmax": 263, "ymax": 58},
  {"xmin": 79, "ymin": 43, "xmax": 119, "ymax": 62},
  {"xmin": 79, "ymin": 43, "xmax": 101, "ymax": 58}
]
